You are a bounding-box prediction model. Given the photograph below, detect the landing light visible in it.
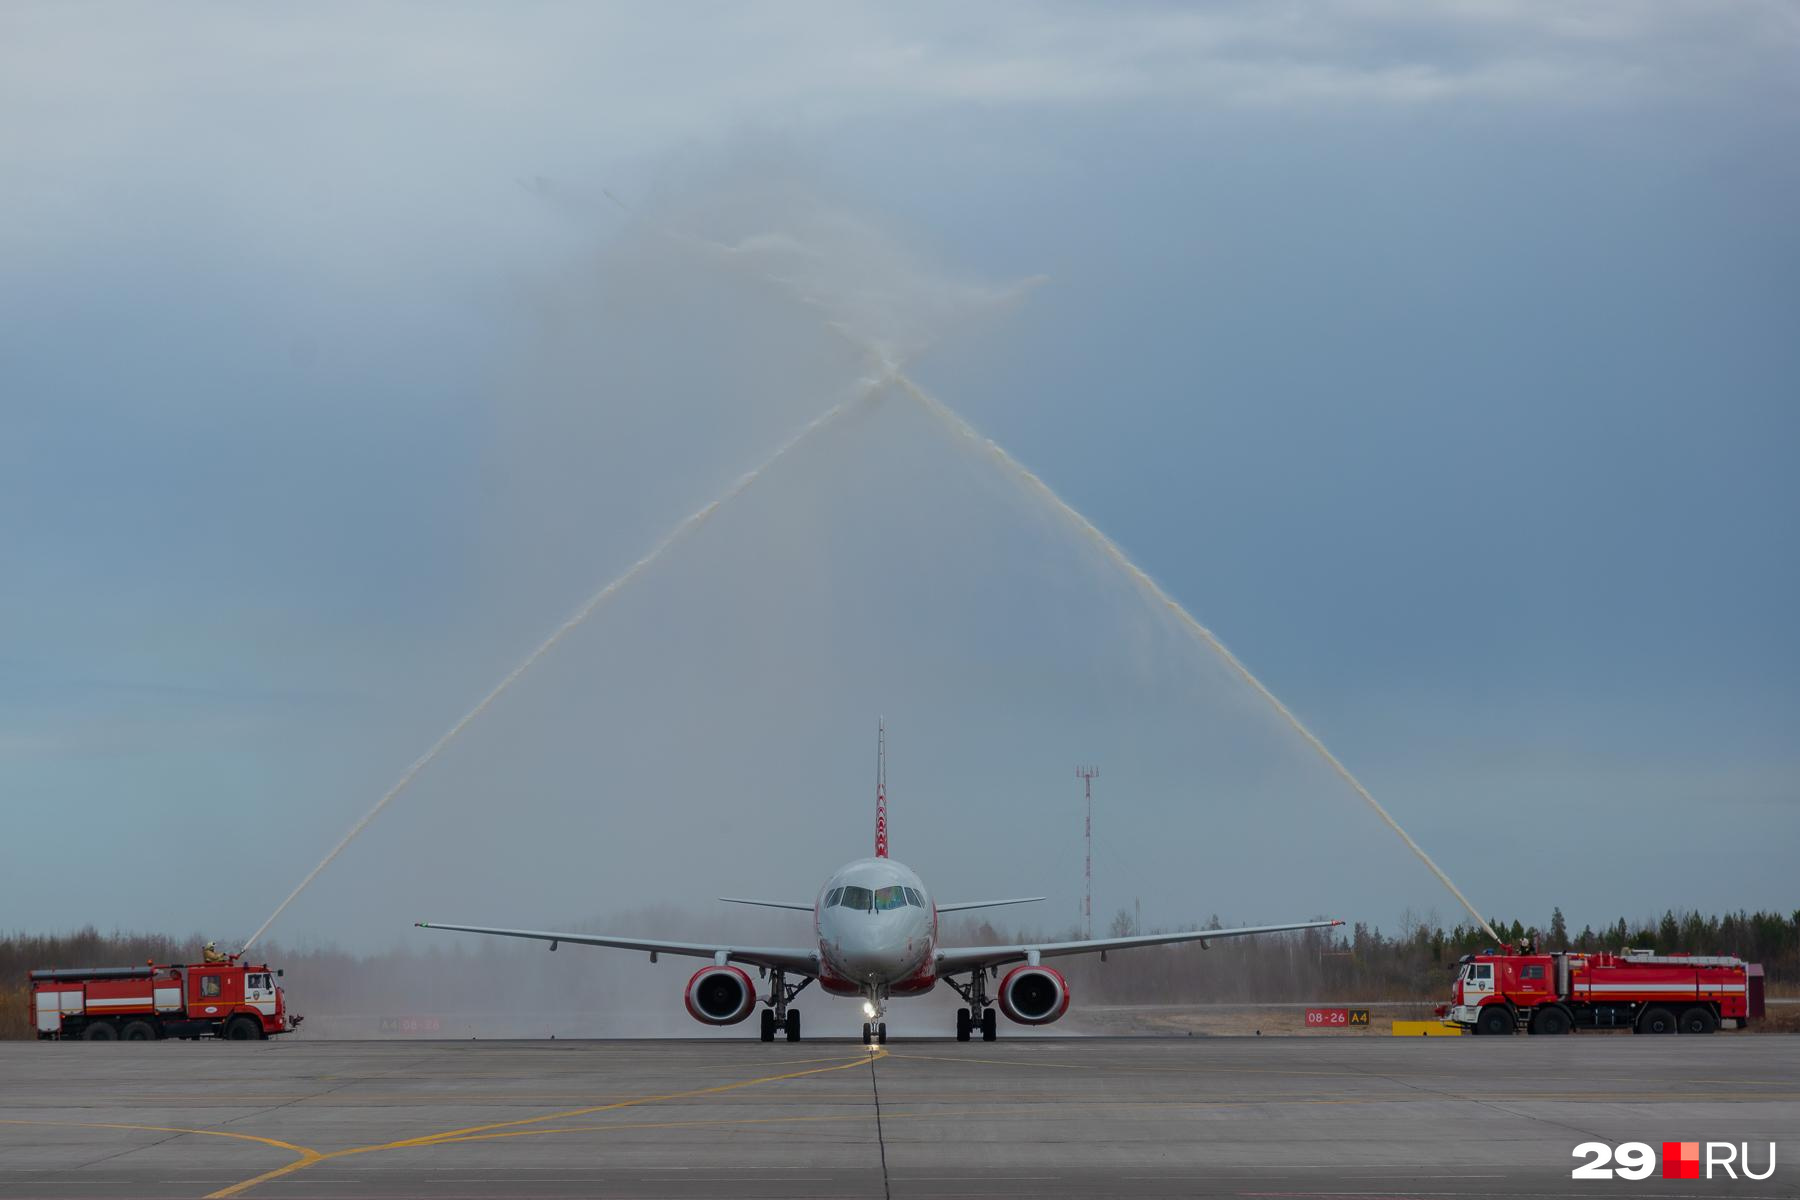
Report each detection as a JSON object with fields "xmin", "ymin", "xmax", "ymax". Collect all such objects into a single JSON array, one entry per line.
[{"xmin": 862, "ymin": 1001, "xmax": 876, "ymax": 1018}]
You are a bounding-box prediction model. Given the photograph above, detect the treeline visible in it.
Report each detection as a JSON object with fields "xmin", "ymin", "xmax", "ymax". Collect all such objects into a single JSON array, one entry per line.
[
  {"xmin": 5, "ymin": 906, "xmax": 1795, "ymax": 1037},
  {"xmin": 979, "ymin": 906, "xmax": 1800, "ymax": 1006}
]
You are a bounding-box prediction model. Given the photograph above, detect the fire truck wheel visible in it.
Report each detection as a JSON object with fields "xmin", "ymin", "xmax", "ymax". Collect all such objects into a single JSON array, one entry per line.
[
  {"xmin": 784, "ymin": 1009, "xmax": 800, "ymax": 1042},
  {"xmin": 1475, "ymin": 1005, "xmax": 1514, "ymax": 1036},
  {"xmin": 82, "ymin": 1021, "xmax": 118, "ymax": 1041},
  {"xmin": 1530, "ymin": 1006, "xmax": 1572, "ymax": 1036},
  {"xmin": 119, "ymin": 1020, "xmax": 157, "ymax": 1041},
  {"xmin": 1678, "ymin": 1006, "xmax": 1717, "ymax": 1035},
  {"xmin": 1638, "ymin": 1006, "xmax": 1676, "ymax": 1035},
  {"xmin": 224, "ymin": 1016, "xmax": 263, "ymax": 1041},
  {"xmin": 759, "ymin": 1008, "xmax": 776, "ymax": 1042}
]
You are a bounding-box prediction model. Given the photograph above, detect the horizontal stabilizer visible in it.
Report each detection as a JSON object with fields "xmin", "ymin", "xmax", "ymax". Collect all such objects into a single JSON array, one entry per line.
[{"xmin": 936, "ymin": 897, "xmax": 1046, "ymax": 913}]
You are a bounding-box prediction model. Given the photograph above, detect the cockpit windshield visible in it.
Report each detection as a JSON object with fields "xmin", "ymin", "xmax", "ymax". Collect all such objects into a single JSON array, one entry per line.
[{"xmin": 829, "ymin": 883, "xmax": 924, "ymax": 912}]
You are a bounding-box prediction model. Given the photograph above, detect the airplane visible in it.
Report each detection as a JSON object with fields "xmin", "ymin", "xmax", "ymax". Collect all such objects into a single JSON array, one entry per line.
[{"xmin": 416, "ymin": 726, "xmax": 1343, "ymax": 1044}]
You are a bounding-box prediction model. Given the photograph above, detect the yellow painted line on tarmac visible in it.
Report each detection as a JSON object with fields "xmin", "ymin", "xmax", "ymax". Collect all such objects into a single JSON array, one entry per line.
[
  {"xmin": 204, "ymin": 1046, "xmax": 886, "ymax": 1199},
  {"xmin": 886, "ymin": 1050, "xmax": 1390, "ymax": 1079},
  {"xmin": 396, "ymin": 1084, "xmax": 1799, "ymax": 1151},
  {"xmin": 394, "ymin": 1095, "xmax": 1383, "ymax": 1148},
  {"xmin": 0, "ymin": 1118, "xmax": 319, "ymax": 1165}
]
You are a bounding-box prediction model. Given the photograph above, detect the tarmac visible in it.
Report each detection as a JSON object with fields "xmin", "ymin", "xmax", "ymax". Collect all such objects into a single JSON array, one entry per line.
[{"xmin": 0, "ymin": 1035, "xmax": 1795, "ymax": 1199}]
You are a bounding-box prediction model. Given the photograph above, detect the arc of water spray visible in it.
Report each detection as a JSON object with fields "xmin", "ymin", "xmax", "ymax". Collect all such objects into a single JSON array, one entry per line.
[
  {"xmin": 665, "ymin": 210, "xmax": 1498, "ymax": 941},
  {"xmin": 892, "ymin": 375, "xmax": 1499, "ymax": 943},
  {"xmin": 241, "ymin": 386, "xmax": 882, "ymax": 953}
]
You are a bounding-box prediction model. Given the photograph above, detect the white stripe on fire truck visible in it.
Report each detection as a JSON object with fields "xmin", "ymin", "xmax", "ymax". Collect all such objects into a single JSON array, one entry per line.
[
  {"xmin": 84, "ymin": 996, "xmax": 156, "ymax": 1007},
  {"xmin": 1578, "ymin": 983, "xmax": 1745, "ymax": 992}
]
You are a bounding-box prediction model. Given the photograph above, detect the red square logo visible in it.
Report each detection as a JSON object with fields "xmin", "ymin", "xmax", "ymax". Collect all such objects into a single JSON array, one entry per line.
[{"xmin": 1663, "ymin": 1141, "xmax": 1699, "ymax": 1179}]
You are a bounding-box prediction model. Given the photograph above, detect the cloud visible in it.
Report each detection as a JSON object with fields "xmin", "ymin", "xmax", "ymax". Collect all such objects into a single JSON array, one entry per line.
[{"xmin": 4, "ymin": 1, "xmax": 1787, "ymax": 270}]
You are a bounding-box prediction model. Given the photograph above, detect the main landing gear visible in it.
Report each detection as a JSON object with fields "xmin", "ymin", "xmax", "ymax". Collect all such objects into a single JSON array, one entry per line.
[
  {"xmin": 954, "ymin": 1007, "xmax": 997, "ymax": 1042},
  {"xmin": 760, "ymin": 970, "xmax": 812, "ymax": 1042},
  {"xmin": 946, "ymin": 971, "xmax": 998, "ymax": 1041},
  {"xmin": 861, "ymin": 1021, "xmax": 887, "ymax": 1045}
]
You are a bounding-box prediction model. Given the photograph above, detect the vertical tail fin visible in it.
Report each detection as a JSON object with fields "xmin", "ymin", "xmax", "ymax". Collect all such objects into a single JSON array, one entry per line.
[{"xmin": 874, "ymin": 719, "xmax": 888, "ymax": 858}]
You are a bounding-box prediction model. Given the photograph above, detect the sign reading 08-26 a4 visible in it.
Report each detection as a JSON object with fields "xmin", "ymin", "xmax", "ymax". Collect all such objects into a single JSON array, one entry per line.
[{"xmin": 1303, "ymin": 1008, "xmax": 1369, "ymax": 1028}]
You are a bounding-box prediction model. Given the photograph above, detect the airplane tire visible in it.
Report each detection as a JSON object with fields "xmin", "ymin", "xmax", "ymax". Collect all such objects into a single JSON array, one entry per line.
[
  {"xmin": 785, "ymin": 1010, "xmax": 801, "ymax": 1042},
  {"xmin": 861, "ymin": 1023, "xmax": 871, "ymax": 1045},
  {"xmin": 760, "ymin": 1009, "xmax": 776, "ymax": 1042},
  {"xmin": 877, "ymin": 1022, "xmax": 887, "ymax": 1044},
  {"xmin": 981, "ymin": 1008, "xmax": 997, "ymax": 1042},
  {"xmin": 955, "ymin": 1008, "xmax": 971, "ymax": 1042}
]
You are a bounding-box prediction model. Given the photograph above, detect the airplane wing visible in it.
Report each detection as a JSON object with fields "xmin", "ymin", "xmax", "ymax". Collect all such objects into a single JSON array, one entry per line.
[
  {"xmin": 415, "ymin": 921, "xmax": 820, "ymax": 977},
  {"xmin": 935, "ymin": 897, "xmax": 1046, "ymax": 913},
  {"xmin": 717, "ymin": 897, "xmax": 814, "ymax": 912},
  {"xmin": 935, "ymin": 919, "xmax": 1343, "ymax": 975}
]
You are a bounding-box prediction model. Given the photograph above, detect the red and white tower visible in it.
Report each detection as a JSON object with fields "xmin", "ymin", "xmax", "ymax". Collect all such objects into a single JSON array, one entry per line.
[{"xmin": 1076, "ymin": 766, "xmax": 1099, "ymax": 939}]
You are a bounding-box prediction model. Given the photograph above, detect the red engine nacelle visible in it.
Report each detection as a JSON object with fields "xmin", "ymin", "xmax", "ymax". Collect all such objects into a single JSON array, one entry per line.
[
  {"xmin": 684, "ymin": 965, "xmax": 756, "ymax": 1025},
  {"xmin": 998, "ymin": 964, "xmax": 1070, "ymax": 1025}
]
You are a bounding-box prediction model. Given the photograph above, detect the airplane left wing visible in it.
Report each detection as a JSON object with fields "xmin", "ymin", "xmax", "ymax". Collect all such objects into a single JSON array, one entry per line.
[
  {"xmin": 935, "ymin": 897, "xmax": 1045, "ymax": 913},
  {"xmin": 415, "ymin": 921, "xmax": 820, "ymax": 977},
  {"xmin": 936, "ymin": 918, "xmax": 1343, "ymax": 975}
]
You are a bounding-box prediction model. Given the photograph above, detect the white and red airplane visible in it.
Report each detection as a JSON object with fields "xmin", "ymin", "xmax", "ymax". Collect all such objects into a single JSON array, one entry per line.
[{"xmin": 418, "ymin": 728, "xmax": 1341, "ymax": 1044}]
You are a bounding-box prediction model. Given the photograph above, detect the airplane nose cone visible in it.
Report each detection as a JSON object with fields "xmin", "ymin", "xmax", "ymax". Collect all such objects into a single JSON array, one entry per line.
[{"xmin": 840, "ymin": 949, "xmax": 887, "ymax": 979}]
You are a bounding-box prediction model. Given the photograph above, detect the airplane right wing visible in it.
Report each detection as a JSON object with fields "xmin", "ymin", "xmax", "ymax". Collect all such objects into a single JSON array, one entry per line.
[
  {"xmin": 936, "ymin": 919, "xmax": 1343, "ymax": 975},
  {"xmin": 415, "ymin": 921, "xmax": 820, "ymax": 977},
  {"xmin": 717, "ymin": 897, "xmax": 815, "ymax": 912}
]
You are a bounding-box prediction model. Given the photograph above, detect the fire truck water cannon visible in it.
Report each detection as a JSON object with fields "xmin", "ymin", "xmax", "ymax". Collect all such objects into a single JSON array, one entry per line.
[
  {"xmin": 1440, "ymin": 946, "xmax": 1765, "ymax": 1036},
  {"xmin": 30, "ymin": 959, "xmax": 302, "ymax": 1041}
]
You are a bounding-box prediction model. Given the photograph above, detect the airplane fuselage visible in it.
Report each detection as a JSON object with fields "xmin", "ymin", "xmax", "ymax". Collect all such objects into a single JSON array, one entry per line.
[{"xmin": 815, "ymin": 857, "xmax": 936, "ymax": 1005}]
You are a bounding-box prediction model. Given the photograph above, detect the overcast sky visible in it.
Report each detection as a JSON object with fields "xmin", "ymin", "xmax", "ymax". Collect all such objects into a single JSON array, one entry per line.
[{"xmin": 3, "ymin": 3, "xmax": 1796, "ymax": 953}]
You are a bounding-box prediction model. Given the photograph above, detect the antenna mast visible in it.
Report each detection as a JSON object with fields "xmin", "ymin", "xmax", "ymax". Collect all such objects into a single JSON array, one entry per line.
[
  {"xmin": 875, "ymin": 720, "xmax": 888, "ymax": 858},
  {"xmin": 1076, "ymin": 766, "xmax": 1099, "ymax": 939}
]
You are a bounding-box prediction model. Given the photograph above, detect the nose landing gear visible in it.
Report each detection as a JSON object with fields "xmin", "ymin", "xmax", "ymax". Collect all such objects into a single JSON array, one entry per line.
[{"xmin": 861, "ymin": 1021, "xmax": 888, "ymax": 1045}]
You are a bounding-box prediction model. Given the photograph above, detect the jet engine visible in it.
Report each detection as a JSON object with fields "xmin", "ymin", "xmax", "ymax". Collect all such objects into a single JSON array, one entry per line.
[
  {"xmin": 997, "ymin": 964, "xmax": 1070, "ymax": 1025},
  {"xmin": 684, "ymin": 965, "xmax": 756, "ymax": 1025}
]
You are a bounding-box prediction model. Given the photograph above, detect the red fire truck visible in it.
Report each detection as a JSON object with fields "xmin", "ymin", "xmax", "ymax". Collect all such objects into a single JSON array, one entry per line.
[
  {"xmin": 1439, "ymin": 947, "xmax": 1763, "ymax": 1035},
  {"xmin": 31, "ymin": 960, "xmax": 302, "ymax": 1041}
]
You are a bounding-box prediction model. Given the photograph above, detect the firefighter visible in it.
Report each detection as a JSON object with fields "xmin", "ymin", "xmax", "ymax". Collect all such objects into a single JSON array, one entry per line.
[{"xmin": 202, "ymin": 941, "xmax": 228, "ymax": 964}]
